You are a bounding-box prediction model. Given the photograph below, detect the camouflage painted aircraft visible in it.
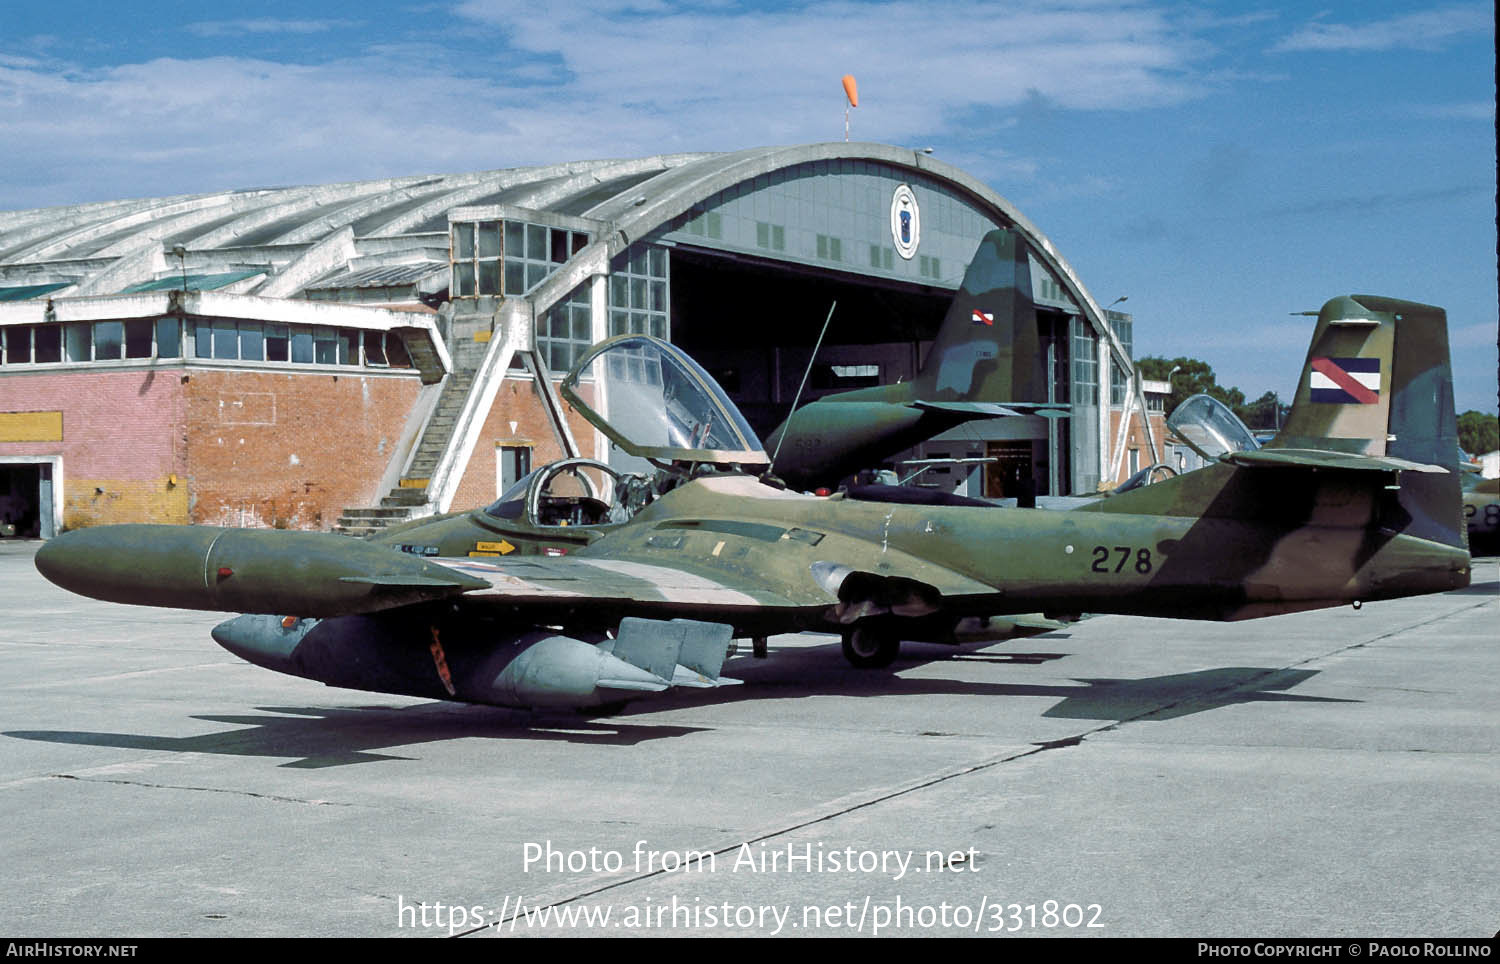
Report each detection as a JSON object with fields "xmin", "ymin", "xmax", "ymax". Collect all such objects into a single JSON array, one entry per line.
[
  {"xmin": 764, "ymin": 227, "xmax": 1062, "ymax": 490},
  {"xmin": 1462, "ymin": 475, "xmax": 1499, "ymax": 552},
  {"xmin": 36, "ymin": 294, "xmax": 1470, "ymax": 712}
]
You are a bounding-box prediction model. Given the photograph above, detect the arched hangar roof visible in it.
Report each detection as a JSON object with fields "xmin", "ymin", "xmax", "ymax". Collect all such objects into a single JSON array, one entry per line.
[{"xmin": 0, "ymin": 143, "xmax": 1125, "ymax": 370}]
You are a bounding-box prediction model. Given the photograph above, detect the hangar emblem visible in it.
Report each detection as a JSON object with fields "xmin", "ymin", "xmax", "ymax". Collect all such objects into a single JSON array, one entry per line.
[{"xmin": 890, "ymin": 184, "xmax": 920, "ymax": 259}]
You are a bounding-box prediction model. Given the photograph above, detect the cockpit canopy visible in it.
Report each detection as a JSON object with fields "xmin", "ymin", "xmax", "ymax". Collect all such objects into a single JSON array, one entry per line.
[
  {"xmin": 560, "ymin": 335, "xmax": 769, "ymax": 468},
  {"xmin": 1167, "ymin": 393, "xmax": 1261, "ymax": 461}
]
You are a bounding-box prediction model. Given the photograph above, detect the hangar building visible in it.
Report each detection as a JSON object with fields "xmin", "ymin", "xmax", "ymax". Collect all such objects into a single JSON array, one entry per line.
[{"xmin": 0, "ymin": 143, "xmax": 1163, "ymax": 537}]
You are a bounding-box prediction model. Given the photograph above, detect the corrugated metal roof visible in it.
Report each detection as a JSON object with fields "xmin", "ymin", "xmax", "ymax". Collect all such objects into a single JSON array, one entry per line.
[
  {"xmin": 123, "ymin": 270, "xmax": 263, "ymax": 292},
  {"xmin": 308, "ymin": 262, "xmax": 447, "ymax": 289},
  {"xmin": 0, "ymin": 282, "xmax": 70, "ymax": 301}
]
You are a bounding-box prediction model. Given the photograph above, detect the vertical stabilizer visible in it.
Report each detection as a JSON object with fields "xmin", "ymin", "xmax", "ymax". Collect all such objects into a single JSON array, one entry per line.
[
  {"xmin": 912, "ymin": 228, "xmax": 1045, "ymax": 403},
  {"xmin": 1269, "ymin": 295, "xmax": 1462, "ymax": 547}
]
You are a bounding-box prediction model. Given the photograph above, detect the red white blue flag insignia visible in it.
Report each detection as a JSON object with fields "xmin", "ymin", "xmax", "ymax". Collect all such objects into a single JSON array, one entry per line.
[
  {"xmin": 1309, "ymin": 357, "xmax": 1380, "ymax": 404},
  {"xmin": 971, "ymin": 309, "xmax": 994, "ymax": 326}
]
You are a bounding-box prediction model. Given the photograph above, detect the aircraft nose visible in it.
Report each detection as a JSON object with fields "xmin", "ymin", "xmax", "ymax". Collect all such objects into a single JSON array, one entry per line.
[{"xmin": 211, "ymin": 614, "xmax": 307, "ymax": 672}]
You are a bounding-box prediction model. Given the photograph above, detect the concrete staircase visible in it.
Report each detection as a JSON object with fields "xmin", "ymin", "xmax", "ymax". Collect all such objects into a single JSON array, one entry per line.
[{"xmin": 332, "ymin": 370, "xmax": 475, "ymax": 537}]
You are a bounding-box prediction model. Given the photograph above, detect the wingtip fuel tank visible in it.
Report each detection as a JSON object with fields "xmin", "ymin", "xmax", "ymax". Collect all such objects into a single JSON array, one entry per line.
[{"xmin": 36, "ymin": 524, "xmax": 488, "ymax": 617}]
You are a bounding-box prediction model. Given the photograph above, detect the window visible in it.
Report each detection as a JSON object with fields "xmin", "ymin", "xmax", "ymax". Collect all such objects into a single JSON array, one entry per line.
[
  {"xmin": 266, "ymin": 325, "xmax": 289, "ymax": 362},
  {"xmin": 5, "ymin": 326, "xmax": 32, "ymax": 364},
  {"xmin": 93, "ymin": 322, "xmax": 124, "ymax": 360},
  {"xmin": 1108, "ymin": 310, "xmax": 1133, "ymax": 407},
  {"xmin": 1071, "ymin": 317, "xmax": 1098, "ymax": 406},
  {"xmin": 313, "ymin": 327, "xmax": 339, "ymax": 365},
  {"xmin": 538, "ymin": 284, "xmax": 593, "ymax": 373},
  {"xmin": 455, "ymin": 217, "xmax": 592, "ymax": 298},
  {"xmin": 2, "ymin": 317, "xmax": 395, "ymax": 370},
  {"xmin": 755, "ymin": 221, "xmax": 785, "ymax": 251},
  {"xmin": 64, "ymin": 323, "xmax": 89, "ymax": 362},
  {"xmin": 450, "ymin": 219, "xmax": 505, "ymax": 297},
  {"xmin": 239, "ymin": 324, "xmax": 264, "ymax": 362},
  {"xmin": 364, "ymin": 331, "xmax": 388, "ymax": 366},
  {"xmin": 291, "ymin": 328, "xmax": 314, "ymax": 363},
  {"xmin": 213, "ymin": 320, "xmax": 238, "ymax": 360},
  {"xmin": 607, "ymin": 244, "xmax": 669, "ymax": 339},
  {"xmin": 35, "ymin": 326, "xmax": 60, "ymax": 363},
  {"xmin": 155, "ymin": 319, "xmax": 180, "ymax": 359},
  {"xmin": 125, "ymin": 320, "xmax": 153, "ymax": 358}
]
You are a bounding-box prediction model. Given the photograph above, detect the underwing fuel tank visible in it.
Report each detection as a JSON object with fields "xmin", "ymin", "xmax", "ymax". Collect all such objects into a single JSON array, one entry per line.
[
  {"xmin": 34, "ymin": 524, "xmax": 488, "ymax": 617},
  {"xmin": 211, "ymin": 614, "xmax": 673, "ymax": 709}
]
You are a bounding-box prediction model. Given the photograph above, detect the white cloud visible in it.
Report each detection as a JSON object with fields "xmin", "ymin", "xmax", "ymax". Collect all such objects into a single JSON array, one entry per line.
[
  {"xmin": 455, "ymin": 0, "xmax": 1208, "ymax": 113},
  {"xmin": 184, "ymin": 19, "xmax": 359, "ymax": 37},
  {"xmin": 1415, "ymin": 101, "xmax": 1496, "ymax": 121},
  {"xmin": 0, "ymin": 1, "xmax": 1219, "ymax": 209},
  {"xmin": 1272, "ymin": 4, "xmax": 1491, "ymax": 53}
]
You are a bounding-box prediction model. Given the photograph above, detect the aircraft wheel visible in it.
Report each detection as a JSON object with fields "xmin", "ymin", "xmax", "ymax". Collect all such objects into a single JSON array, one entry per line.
[{"xmin": 841, "ymin": 625, "xmax": 899, "ymax": 669}]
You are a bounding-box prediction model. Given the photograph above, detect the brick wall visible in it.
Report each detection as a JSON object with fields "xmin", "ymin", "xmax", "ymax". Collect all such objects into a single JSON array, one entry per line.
[
  {"xmin": 1105, "ymin": 407, "xmax": 1170, "ymax": 486},
  {"xmin": 183, "ymin": 369, "xmax": 420, "ymax": 528},
  {"xmin": 0, "ymin": 368, "xmax": 188, "ymax": 527},
  {"xmin": 449, "ymin": 376, "xmax": 598, "ymax": 511}
]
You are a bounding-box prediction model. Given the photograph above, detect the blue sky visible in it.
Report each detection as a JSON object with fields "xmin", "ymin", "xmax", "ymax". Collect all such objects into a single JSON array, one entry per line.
[{"xmin": 2, "ymin": 0, "xmax": 1494, "ymax": 413}]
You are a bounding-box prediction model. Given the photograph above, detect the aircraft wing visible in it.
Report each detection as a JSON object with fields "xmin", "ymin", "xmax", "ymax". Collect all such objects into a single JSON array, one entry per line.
[
  {"xmin": 442, "ymin": 544, "xmax": 999, "ymax": 613},
  {"xmin": 434, "ymin": 555, "xmax": 824, "ymax": 610}
]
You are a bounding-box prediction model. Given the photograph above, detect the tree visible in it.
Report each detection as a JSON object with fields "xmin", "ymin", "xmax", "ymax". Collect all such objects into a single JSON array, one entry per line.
[
  {"xmin": 1458, "ymin": 410, "xmax": 1499, "ymax": 457},
  {"xmin": 1235, "ymin": 391, "xmax": 1291, "ymax": 433},
  {"xmin": 1137, "ymin": 356, "xmax": 1244, "ymax": 417}
]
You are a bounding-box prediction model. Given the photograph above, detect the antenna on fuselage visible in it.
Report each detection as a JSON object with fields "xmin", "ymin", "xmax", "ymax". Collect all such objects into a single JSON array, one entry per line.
[{"xmin": 766, "ymin": 301, "xmax": 837, "ymax": 481}]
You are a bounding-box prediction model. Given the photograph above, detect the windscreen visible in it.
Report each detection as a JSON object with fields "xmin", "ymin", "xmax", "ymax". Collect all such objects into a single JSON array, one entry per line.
[
  {"xmin": 1167, "ymin": 393, "xmax": 1261, "ymax": 460},
  {"xmin": 562, "ymin": 335, "xmax": 768, "ymax": 465}
]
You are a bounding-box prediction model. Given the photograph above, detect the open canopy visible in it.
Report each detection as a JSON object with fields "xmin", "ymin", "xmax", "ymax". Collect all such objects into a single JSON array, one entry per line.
[
  {"xmin": 1168, "ymin": 393, "xmax": 1261, "ymax": 461},
  {"xmin": 561, "ymin": 335, "xmax": 769, "ymax": 467}
]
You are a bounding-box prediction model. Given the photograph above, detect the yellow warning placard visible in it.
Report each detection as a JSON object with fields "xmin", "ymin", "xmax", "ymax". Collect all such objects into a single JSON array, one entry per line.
[{"xmin": 475, "ymin": 540, "xmax": 516, "ymax": 555}]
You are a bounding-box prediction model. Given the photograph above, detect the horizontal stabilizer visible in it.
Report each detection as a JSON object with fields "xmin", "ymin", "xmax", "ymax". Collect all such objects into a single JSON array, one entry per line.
[{"xmin": 1224, "ymin": 449, "xmax": 1448, "ymax": 474}]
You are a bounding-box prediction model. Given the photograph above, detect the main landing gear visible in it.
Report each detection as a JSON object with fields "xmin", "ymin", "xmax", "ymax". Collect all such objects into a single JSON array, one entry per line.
[{"xmin": 840, "ymin": 624, "xmax": 900, "ymax": 669}]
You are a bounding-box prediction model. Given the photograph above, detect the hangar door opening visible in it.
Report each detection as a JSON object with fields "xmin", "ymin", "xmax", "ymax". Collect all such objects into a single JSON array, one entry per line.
[
  {"xmin": 0, "ymin": 461, "xmax": 53, "ymax": 539},
  {"xmin": 668, "ymin": 246, "xmax": 952, "ymax": 444}
]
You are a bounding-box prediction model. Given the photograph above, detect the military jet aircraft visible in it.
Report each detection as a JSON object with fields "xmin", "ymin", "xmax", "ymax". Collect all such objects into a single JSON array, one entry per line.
[
  {"xmin": 1462, "ymin": 474, "xmax": 1499, "ymax": 552},
  {"xmin": 763, "ymin": 227, "xmax": 1064, "ymax": 490},
  {"xmin": 36, "ymin": 294, "xmax": 1470, "ymax": 712}
]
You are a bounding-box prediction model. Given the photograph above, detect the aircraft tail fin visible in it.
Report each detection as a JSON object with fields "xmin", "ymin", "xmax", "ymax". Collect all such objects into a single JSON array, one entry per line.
[
  {"xmin": 912, "ymin": 228, "xmax": 1045, "ymax": 404},
  {"xmin": 1093, "ymin": 295, "xmax": 1464, "ymax": 551},
  {"xmin": 1262, "ymin": 294, "xmax": 1463, "ymax": 548}
]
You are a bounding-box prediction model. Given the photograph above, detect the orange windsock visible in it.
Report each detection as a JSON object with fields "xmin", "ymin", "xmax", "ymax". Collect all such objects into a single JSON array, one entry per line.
[{"xmin": 842, "ymin": 74, "xmax": 858, "ymax": 108}]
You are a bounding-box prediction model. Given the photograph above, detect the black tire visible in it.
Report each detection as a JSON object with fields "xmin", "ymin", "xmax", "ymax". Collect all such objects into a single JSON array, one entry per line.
[{"xmin": 841, "ymin": 625, "xmax": 899, "ymax": 668}]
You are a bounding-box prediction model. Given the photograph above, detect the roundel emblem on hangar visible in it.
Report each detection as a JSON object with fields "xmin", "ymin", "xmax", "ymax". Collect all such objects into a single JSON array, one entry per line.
[{"xmin": 889, "ymin": 184, "xmax": 920, "ymax": 260}]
